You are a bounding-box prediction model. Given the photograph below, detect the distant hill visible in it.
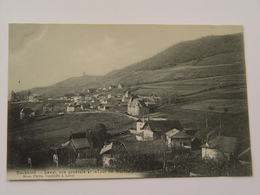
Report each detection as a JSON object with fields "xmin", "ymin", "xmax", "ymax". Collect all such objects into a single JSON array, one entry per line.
[
  {"xmin": 19, "ymin": 33, "xmax": 246, "ymax": 99},
  {"xmin": 21, "ymin": 75, "xmax": 102, "ymax": 97},
  {"xmin": 104, "ymin": 33, "xmax": 244, "ymax": 86}
]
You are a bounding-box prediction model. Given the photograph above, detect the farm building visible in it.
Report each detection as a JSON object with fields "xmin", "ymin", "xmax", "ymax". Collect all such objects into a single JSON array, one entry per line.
[
  {"xmin": 108, "ymin": 85, "xmax": 116, "ymax": 90},
  {"xmin": 60, "ymin": 132, "xmax": 100, "ymax": 166},
  {"xmin": 122, "ymin": 91, "xmax": 132, "ymax": 103},
  {"xmin": 67, "ymin": 104, "xmax": 75, "ymax": 112},
  {"xmin": 201, "ymin": 136, "xmax": 237, "ymax": 162},
  {"xmin": 129, "ymin": 119, "xmax": 183, "ymax": 141},
  {"xmin": 100, "ymin": 99, "xmax": 108, "ymax": 104},
  {"xmin": 66, "ymin": 103, "xmax": 81, "ymax": 112},
  {"xmin": 118, "ymin": 83, "xmax": 123, "ymax": 89},
  {"xmin": 80, "ymin": 103, "xmax": 90, "ymax": 110},
  {"xmin": 8, "ymin": 91, "xmax": 16, "ymax": 102},
  {"xmin": 43, "ymin": 103, "xmax": 54, "ymax": 115},
  {"xmin": 98, "ymin": 104, "xmax": 114, "ymax": 111},
  {"xmin": 28, "ymin": 94, "xmax": 42, "ymax": 102},
  {"xmin": 87, "ymin": 88, "xmax": 96, "ymax": 93},
  {"xmin": 100, "ymin": 140, "xmax": 168, "ymax": 168},
  {"xmin": 127, "ymin": 97, "xmax": 149, "ymax": 116},
  {"xmin": 20, "ymin": 107, "xmax": 35, "ymax": 120},
  {"xmin": 165, "ymin": 129, "xmax": 191, "ymax": 149}
]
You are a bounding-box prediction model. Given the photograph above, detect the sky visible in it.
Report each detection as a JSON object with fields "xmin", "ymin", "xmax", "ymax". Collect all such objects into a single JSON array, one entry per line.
[{"xmin": 8, "ymin": 24, "xmax": 243, "ymax": 92}]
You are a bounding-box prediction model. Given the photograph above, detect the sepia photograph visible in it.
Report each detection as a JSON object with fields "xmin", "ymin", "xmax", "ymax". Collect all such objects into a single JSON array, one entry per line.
[{"xmin": 7, "ymin": 24, "xmax": 252, "ymax": 180}]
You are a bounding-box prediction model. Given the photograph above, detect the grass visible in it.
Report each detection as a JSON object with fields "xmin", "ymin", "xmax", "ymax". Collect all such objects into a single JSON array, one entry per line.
[
  {"xmin": 7, "ymin": 111, "xmax": 135, "ymax": 168},
  {"xmin": 181, "ymin": 99, "xmax": 248, "ymax": 114}
]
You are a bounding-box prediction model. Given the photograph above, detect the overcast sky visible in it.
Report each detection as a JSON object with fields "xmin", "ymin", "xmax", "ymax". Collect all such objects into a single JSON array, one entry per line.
[{"xmin": 8, "ymin": 24, "xmax": 243, "ymax": 92}]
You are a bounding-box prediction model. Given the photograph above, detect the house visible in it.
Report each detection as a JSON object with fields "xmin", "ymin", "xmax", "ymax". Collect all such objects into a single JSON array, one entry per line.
[
  {"xmin": 93, "ymin": 94, "xmax": 99, "ymax": 98},
  {"xmin": 201, "ymin": 136, "xmax": 237, "ymax": 162},
  {"xmin": 98, "ymin": 104, "xmax": 114, "ymax": 111},
  {"xmin": 87, "ymin": 88, "xmax": 96, "ymax": 93},
  {"xmin": 108, "ymin": 85, "xmax": 116, "ymax": 90},
  {"xmin": 43, "ymin": 103, "xmax": 54, "ymax": 115},
  {"xmin": 20, "ymin": 107, "xmax": 35, "ymax": 120},
  {"xmin": 96, "ymin": 88, "xmax": 102, "ymax": 92},
  {"xmin": 66, "ymin": 103, "xmax": 81, "ymax": 112},
  {"xmin": 67, "ymin": 104, "xmax": 75, "ymax": 112},
  {"xmin": 85, "ymin": 95, "xmax": 92, "ymax": 101},
  {"xmin": 28, "ymin": 94, "xmax": 42, "ymax": 102},
  {"xmin": 118, "ymin": 83, "xmax": 123, "ymax": 89},
  {"xmin": 122, "ymin": 91, "xmax": 132, "ymax": 103},
  {"xmin": 129, "ymin": 119, "xmax": 153, "ymax": 141},
  {"xmin": 61, "ymin": 132, "xmax": 99, "ymax": 166},
  {"xmin": 165, "ymin": 129, "xmax": 191, "ymax": 149},
  {"xmin": 73, "ymin": 96, "xmax": 80, "ymax": 102},
  {"xmin": 101, "ymin": 99, "xmax": 108, "ymax": 104},
  {"xmin": 100, "ymin": 140, "xmax": 168, "ymax": 168},
  {"xmin": 127, "ymin": 97, "xmax": 149, "ymax": 116},
  {"xmin": 67, "ymin": 132, "xmax": 91, "ymax": 151},
  {"xmin": 8, "ymin": 91, "xmax": 16, "ymax": 102},
  {"xmin": 107, "ymin": 94, "xmax": 112, "ymax": 99},
  {"xmin": 150, "ymin": 94, "xmax": 162, "ymax": 104},
  {"xmin": 80, "ymin": 103, "xmax": 90, "ymax": 111},
  {"xmin": 129, "ymin": 119, "xmax": 183, "ymax": 141}
]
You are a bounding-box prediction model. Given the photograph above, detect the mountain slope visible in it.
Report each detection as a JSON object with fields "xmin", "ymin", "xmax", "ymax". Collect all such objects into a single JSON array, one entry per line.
[
  {"xmin": 104, "ymin": 33, "xmax": 244, "ymax": 85},
  {"xmin": 27, "ymin": 75, "xmax": 102, "ymax": 97},
  {"xmin": 20, "ymin": 33, "xmax": 246, "ymax": 98}
]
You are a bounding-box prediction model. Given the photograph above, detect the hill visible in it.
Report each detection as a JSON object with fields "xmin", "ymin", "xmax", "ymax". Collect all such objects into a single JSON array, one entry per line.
[
  {"xmin": 20, "ymin": 75, "xmax": 103, "ymax": 97},
  {"xmin": 19, "ymin": 33, "xmax": 246, "ymax": 99},
  {"xmin": 104, "ymin": 33, "xmax": 244, "ymax": 85}
]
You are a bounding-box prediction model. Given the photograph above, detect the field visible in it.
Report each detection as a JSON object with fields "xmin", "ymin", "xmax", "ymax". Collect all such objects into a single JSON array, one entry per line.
[
  {"xmin": 7, "ymin": 107, "xmax": 135, "ymax": 168},
  {"xmin": 181, "ymin": 99, "xmax": 248, "ymax": 114}
]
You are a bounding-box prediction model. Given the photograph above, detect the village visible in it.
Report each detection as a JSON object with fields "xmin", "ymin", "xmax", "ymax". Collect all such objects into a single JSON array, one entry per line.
[{"xmin": 8, "ymin": 82, "xmax": 251, "ymax": 177}]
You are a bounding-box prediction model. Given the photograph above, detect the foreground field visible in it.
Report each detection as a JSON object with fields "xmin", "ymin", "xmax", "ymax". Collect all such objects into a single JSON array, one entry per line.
[{"xmin": 7, "ymin": 112, "xmax": 135, "ymax": 168}]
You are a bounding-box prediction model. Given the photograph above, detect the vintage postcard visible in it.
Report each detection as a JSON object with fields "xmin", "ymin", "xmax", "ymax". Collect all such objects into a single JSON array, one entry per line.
[{"xmin": 7, "ymin": 24, "xmax": 251, "ymax": 180}]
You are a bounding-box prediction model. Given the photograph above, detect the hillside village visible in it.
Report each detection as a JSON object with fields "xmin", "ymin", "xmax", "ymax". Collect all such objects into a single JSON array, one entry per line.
[
  {"xmin": 8, "ymin": 81, "xmax": 251, "ymax": 176},
  {"xmin": 7, "ymin": 33, "xmax": 251, "ymax": 177}
]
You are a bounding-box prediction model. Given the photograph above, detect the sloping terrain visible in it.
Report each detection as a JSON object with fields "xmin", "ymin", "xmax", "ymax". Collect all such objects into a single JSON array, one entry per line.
[
  {"xmin": 21, "ymin": 75, "xmax": 103, "ymax": 97},
  {"xmin": 19, "ymin": 33, "xmax": 247, "ymax": 102}
]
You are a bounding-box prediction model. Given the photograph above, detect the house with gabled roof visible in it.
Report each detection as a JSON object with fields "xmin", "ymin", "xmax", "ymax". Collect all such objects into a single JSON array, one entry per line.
[
  {"xmin": 28, "ymin": 94, "xmax": 42, "ymax": 102},
  {"xmin": 9, "ymin": 91, "xmax": 16, "ymax": 102},
  {"xmin": 129, "ymin": 118, "xmax": 183, "ymax": 141},
  {"xmin": 61, "ymin": 132, "xmax": 99, "ymax": 166},
  {"xmin": 108, "ymin": 85, "xmax": 116, "ymax": 90},
  {"xmin": 165, "ymin": 129, "xmax": 191, "ymax": 149},
  {"xmin": 87, "ymin": 88, "xmax": 96, "ymax": 93},
  {"xmin": 201, "ymin": 136, "xmax": 237, "ymax": 162},
  {"xmin": 43, "ymin": 103, "xmax": 54, "ymax": 115},
  {"xmin": 100, "ymin": 139, "xmax": 168, "ymax": 168},
  {"xmin": 127, "ymin": 97, "xmax": 149, "ymax": 116},
  {"xmin": 20, "ymin": 107, "xmax": 36, "ymax": 120},
  {"xmin": 118, "ymin": 83, "xmax": 123, "ymax": 89},
  {"xmin": 122, "ymin": 91, "xmax": 132, "ymax": 103}
]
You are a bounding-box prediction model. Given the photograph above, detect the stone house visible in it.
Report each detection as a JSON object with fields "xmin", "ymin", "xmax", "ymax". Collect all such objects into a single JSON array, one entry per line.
[
  {"xmin": 129, "ymin": 119, "xmax": 183, "ymax": 141},
  {"xmin": 100, "ymin": 140, "xmax": 168, "ymax": 168},
  {"xmin": 20, "ymin": 107, "xmax": 35, "ymax": 120},
  {"xmin": 201, "ymin": 136, "xmax": 237, "ymax": 162},
  {"xmin": 127, "ymin": 97, "xmax": 149, "ymax": 116},
  {"xmin": 165, "ymin": 129, "xmax": 191, "ymax": 149}
]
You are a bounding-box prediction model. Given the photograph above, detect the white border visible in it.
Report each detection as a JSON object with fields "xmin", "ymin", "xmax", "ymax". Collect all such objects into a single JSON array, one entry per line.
[{"xmin": 1, "ymin": 1, "xmax": 260, "ymax": 195}]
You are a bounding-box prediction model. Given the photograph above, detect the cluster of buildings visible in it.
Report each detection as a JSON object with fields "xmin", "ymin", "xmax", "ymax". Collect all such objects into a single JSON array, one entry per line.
[
  {"xmin": 63, "ymin": 85, "xmax": 162, "ymax": 116},
  {"xmin": 13, "ymin": 83, "xmax": 251, "ymax": 172},
  {"xmin": 53, "ymin": 116, "xmax": 244, "ymax": 170}
]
